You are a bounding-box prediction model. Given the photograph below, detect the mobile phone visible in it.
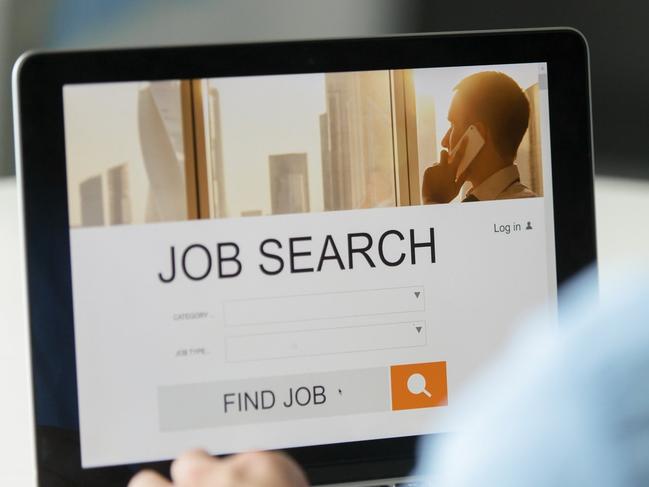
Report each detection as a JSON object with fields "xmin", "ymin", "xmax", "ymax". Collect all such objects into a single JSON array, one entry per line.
[{"xmin": 452, "ymin": 125, "xmax": 485, "ymax": 182}]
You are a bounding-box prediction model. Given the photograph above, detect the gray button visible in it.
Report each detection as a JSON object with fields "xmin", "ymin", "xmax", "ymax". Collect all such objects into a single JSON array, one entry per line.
[{"xmin": 158, "ymin": 367, "xmax": 390, "ymax": 431}]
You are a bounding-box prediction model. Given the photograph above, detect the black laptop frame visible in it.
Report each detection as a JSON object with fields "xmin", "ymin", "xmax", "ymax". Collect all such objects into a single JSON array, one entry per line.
[{"xmin": 14, "ymin": 29, "xmax": 596, "ymax": 485}]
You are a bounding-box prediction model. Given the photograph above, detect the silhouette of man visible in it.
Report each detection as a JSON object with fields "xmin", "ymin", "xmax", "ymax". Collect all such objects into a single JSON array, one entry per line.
[{"xmin": 421, "ymin": 71, "xmax": 536, "ymax": 203}]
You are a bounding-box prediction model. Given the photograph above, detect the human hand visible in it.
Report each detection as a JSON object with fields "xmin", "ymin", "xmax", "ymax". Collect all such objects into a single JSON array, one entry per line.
[
  {"xmin": 421, "ymin": 136, "xmax": 468, "ymax": 204},
  {"xmin": 128, "ymin": 450, "xmax": 309, "ymax": 487}
]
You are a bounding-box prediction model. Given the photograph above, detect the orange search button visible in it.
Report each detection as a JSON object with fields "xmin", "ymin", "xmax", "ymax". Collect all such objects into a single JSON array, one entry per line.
[{"xmin": 390, "ymin": 361, "xmax": 448, "ymax": 411}]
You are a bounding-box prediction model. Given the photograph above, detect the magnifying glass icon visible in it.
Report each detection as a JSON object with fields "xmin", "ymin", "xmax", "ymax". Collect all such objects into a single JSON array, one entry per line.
[{"xmin": 407, "ymin": 373, "xmax": 432, "ymax": 398}]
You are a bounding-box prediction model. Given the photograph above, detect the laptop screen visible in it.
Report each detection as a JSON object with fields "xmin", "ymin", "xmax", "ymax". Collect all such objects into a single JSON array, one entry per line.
[{"xmin": 61, "ymin": 62, "xmax": 557, "ymax": 468}]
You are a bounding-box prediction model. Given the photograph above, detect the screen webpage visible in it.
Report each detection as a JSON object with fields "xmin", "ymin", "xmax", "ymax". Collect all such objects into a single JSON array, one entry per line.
[{"xmin": 62, "ymin": 62, "xmax": 557, "ymax": 468}]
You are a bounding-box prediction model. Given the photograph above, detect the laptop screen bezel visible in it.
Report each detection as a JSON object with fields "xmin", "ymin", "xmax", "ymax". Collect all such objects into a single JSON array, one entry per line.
[{"xmin": 14, "ymin": 29, "xmax": 596, "ymax": 485}]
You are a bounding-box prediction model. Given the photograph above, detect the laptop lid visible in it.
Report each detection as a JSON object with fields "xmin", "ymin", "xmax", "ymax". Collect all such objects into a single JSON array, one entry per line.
[{"xmin": 13, "ymin": 29, "xmax": 596, "ymax": 486}]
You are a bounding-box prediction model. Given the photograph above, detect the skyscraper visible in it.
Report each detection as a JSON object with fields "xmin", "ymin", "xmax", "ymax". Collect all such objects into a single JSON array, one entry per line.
[
  {"xmin": 517, "ymin": 84, "xmax": 543, "ymax": 196},
  {"xmin": 80, "ymin": 175, "xmax": 105, "ymax": 227},
  {"xmin": 138, "ymin": 84, "xmax": 187, "ymax": 222},
  {"xmin": 149, "ymin": 81, "xmax": 185, "ymax": 168},
  {"xmin": 107, "ymin": 163, "xmax": 132, "ymax": 225},
  {"xmin": 321, "ymin": 71, "xmax": 393, "ymax": 211},
  {"xmin": 319, "ymin": 112, "xmax": 333, "ymax": 211},
  {"xmin": 208, "ymin": 87, "xmax": 227, "ymax": 218},
  {"xmin": 269, "ymin": 153, "xmax": 310, "ymax": 215}
]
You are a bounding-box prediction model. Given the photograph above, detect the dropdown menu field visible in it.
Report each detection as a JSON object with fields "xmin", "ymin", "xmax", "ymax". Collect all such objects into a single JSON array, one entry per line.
[
  {"xmin": 223, "ymin": 286, "xmax": 425, "ymax": 326},
  {"xmin": 225, "ymin": 321, "xmax": 427, "ymax": 362}
]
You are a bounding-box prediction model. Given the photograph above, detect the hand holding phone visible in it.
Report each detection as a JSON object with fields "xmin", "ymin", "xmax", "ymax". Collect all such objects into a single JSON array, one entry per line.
[
  {"xmin": 421, "ymin": 125, "xmax": 485, "ymax": 203},
  {"xmin": 451, "ymin": 125, "xmax": 485, "ymax": 182}
]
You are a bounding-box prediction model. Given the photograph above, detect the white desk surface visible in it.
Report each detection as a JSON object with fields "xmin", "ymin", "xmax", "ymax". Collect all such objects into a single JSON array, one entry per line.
[{"xmin": 1, "ymin": 176, "xmax": 649, "ymax": 484}]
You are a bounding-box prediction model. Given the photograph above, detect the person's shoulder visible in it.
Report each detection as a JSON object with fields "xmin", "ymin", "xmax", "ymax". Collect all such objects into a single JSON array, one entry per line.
[{"xmin": 498, "ymin": 182, "xmax": 538, "ymax": 200}]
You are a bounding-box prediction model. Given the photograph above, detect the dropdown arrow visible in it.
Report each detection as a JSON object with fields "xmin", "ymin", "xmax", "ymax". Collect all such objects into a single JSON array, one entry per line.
[
  {"xmin": 414, "ymin": 291, "xmax": 421, "ymax": 298},
  {"xmin": 415, "ymin": 326, "xmax": 422, "ymax": 333}
]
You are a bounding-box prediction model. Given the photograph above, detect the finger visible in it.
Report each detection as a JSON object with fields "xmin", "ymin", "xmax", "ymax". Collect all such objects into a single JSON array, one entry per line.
[
  {"xmin": 171, "ymin": 449, "xmax": 221, "ymax": 486},
  {"xmin": 270, "ymin": 452, "xmax": 309, "ymax": 487},
  {"xmin": 421, "ymin": 166, "xmax": 432, "ymax": 184},
  {"xmin": 231, "ymin": 451, "xmax": 308, "ymax": 487},
  {"xmin": 174, "ymin": 452, "xmax": 248, "ymax": 487},
  {"xmin": 224, "ymin": 451, "xmax": 274, "ymax": 479},
  {"xmin": 439, "ymin": 150, "xmax": 449, "ymax": 166},
  {"xmin": 187, "ymin": 458, "xmax": 243, "ymax": 487},
  {"xmin": 128, "ymin": 470, "xmax": 172, "ymax": 487},
  {"xmin": 421, "ymin": 166, "xmax": 434, "ymax": 203}
]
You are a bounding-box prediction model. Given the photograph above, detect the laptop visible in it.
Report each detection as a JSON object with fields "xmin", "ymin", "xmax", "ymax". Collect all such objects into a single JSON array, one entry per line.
[{"xmin": 12, "ymin": 29, "xmax": 596, "ymax": 486}]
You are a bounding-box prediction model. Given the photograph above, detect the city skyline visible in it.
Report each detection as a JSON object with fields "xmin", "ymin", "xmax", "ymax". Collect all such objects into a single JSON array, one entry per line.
[
  {"xmin": 138, "ymin": 83, "xmax": 187, "ymax": 223},
  {"xmin": 320, "ymin": 71, "xmax": 395, "ymax": 211},
  {"xmin": 208, "ymin": 73, "xmax": 327, "ymax": 217},
  {"xmin": 79, "ymin": 162, "xmax": 132, "ymax": 227},
  {"xmin": 64, "ymin": 64, "xmax": 545, "ymax": 227}
]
